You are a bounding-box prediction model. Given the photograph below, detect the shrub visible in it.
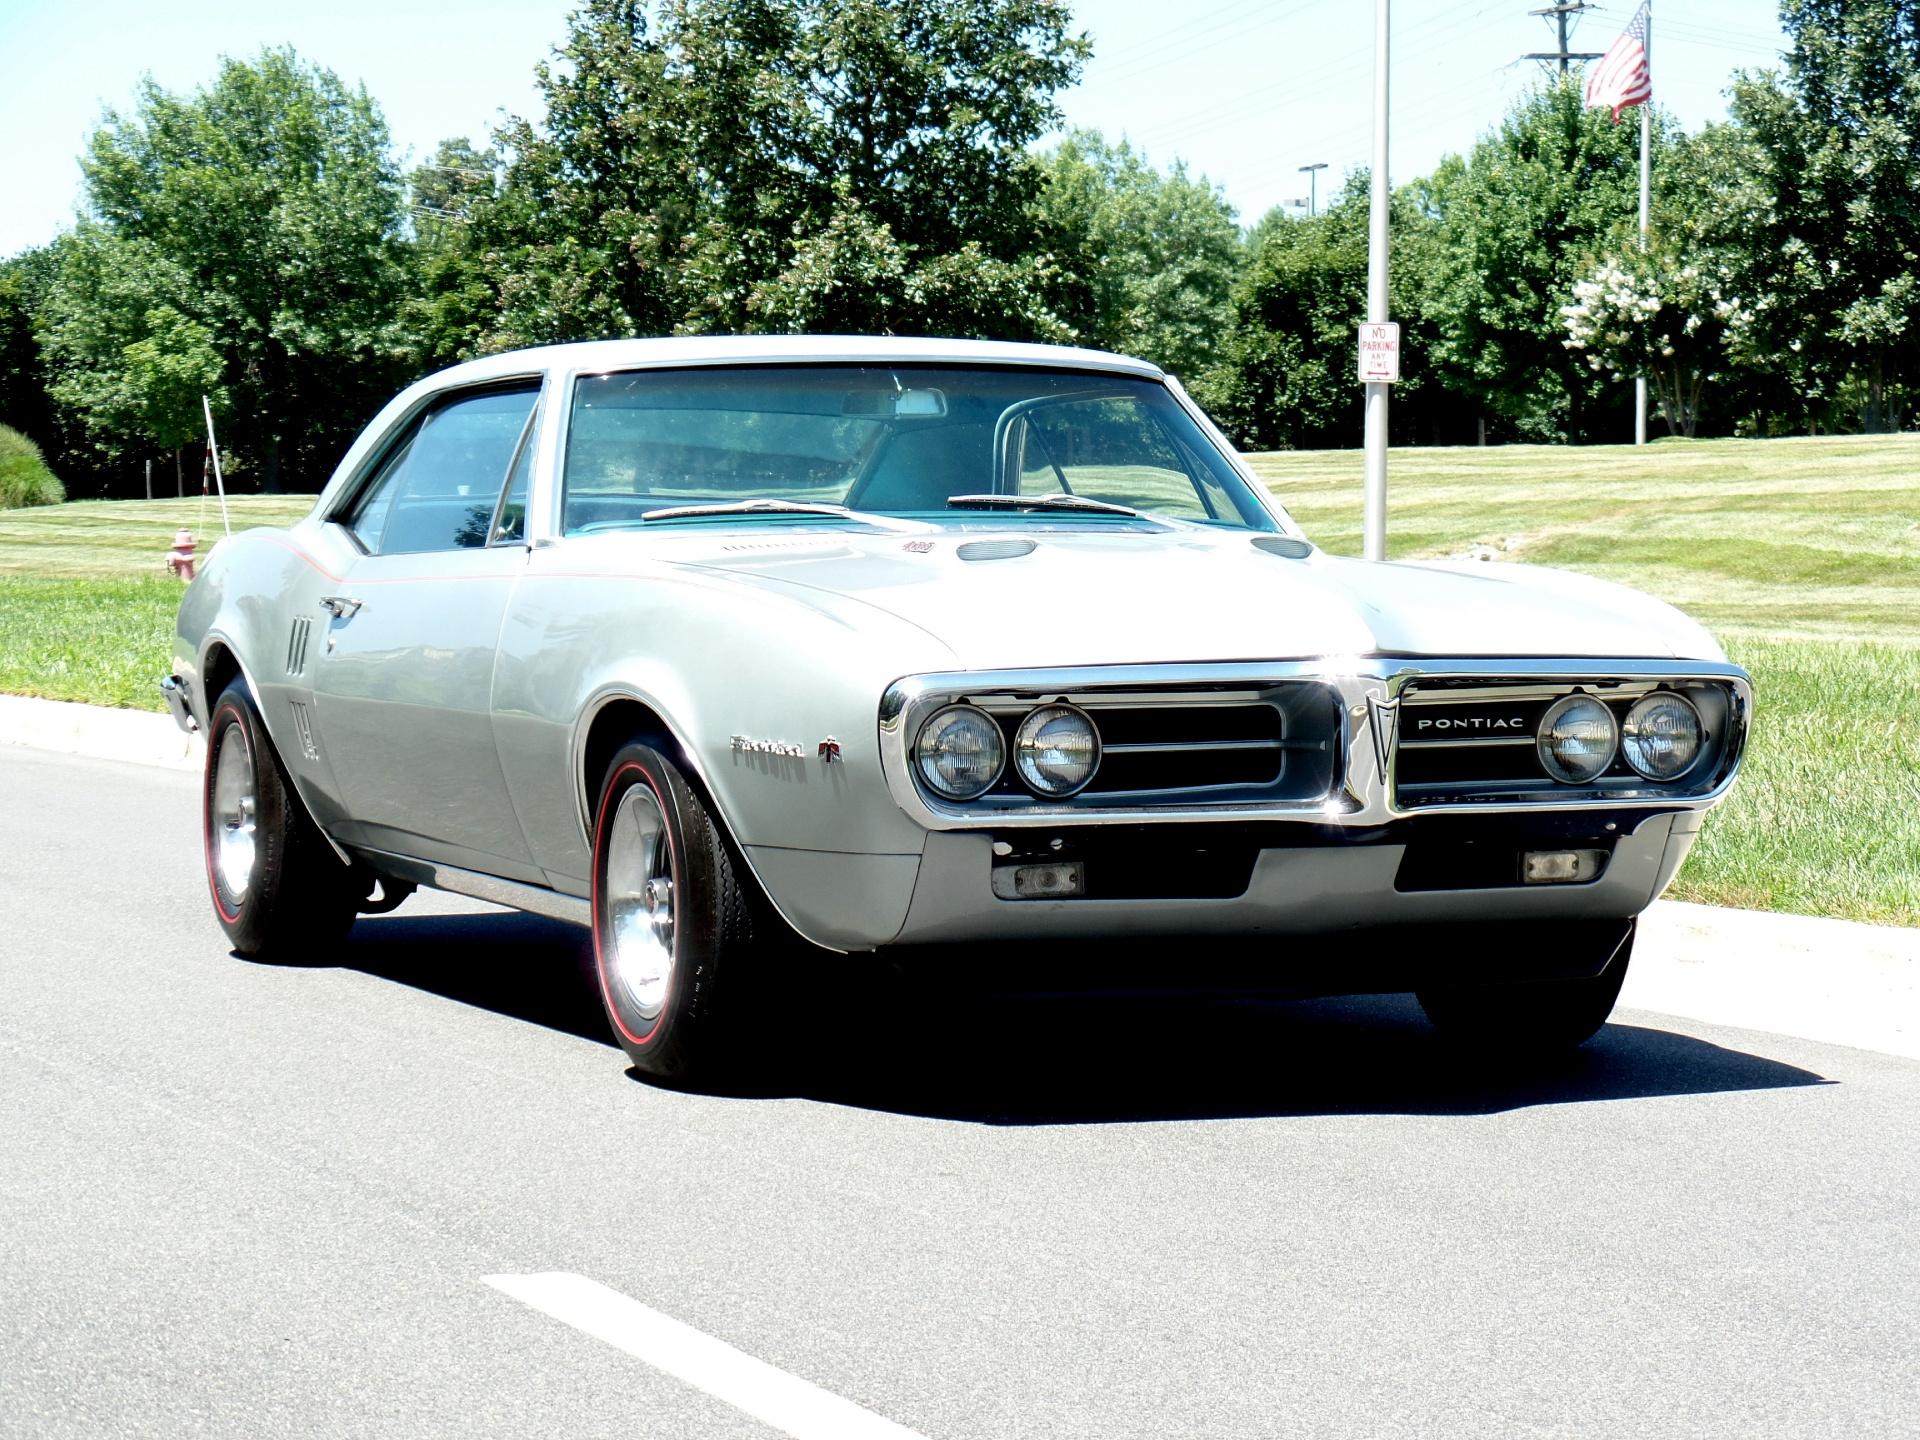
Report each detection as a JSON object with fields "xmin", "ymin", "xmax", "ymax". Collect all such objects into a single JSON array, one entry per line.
[{"xmin": 0, "ymin": 425, "xmax": 64, "ymax": 508}]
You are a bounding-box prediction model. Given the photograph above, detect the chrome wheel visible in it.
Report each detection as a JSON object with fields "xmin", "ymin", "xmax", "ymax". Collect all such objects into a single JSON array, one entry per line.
[
  {"xmin": 212, "ymin": 724, "xmax": 258, "ymax": 903},
  {"xmin": 605, "ymin": 783, "xmax": 675, "ymax": 1021}
]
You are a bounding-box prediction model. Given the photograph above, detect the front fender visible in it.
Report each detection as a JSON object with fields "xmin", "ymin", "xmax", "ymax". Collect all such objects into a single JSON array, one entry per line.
[{"xmin": 491, "ymin": 548, "xmax": 957, "ymax": 898}]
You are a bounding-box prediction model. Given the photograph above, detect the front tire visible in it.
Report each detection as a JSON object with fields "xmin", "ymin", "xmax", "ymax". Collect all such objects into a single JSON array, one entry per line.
[
  {"xmin": 591, "ymin": 742, "xmax": 762, "ymax": 1083},
  {"xmin": 203, "ymin": 681, "xmax": 358, "ymax": 960},
  {"xmin": 1416, "ymin": 921, "xmax": 1635, "ymax": 1053}
]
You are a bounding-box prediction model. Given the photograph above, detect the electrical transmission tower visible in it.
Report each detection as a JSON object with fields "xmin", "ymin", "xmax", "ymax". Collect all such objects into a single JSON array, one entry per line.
[{"xmin": 1524, "ymin": 0, "xmax": 1603, "ymax": 73}]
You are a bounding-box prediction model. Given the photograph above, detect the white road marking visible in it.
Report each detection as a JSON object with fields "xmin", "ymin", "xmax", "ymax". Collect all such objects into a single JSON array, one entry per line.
[{"xmin": 484, "ymin": 1272, "xmax": 933, "ymax": 1440}]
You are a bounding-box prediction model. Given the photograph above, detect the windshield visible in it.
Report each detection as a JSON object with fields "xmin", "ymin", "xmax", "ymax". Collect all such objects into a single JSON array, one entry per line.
[{"xmin": 561, "ymin": 364, "xmax": 1278, "ymax": 534}]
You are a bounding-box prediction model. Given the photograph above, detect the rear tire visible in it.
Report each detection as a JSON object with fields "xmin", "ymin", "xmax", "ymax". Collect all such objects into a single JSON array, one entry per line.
[
  {"xmin": 1416, "ymin": 921, "xmax": 1634, "ymax": 1052},
  {"xmin": 590, "ymin": 742, "xmax": 763, "ymax": 1083},
  {"xmin": 203, "ymin": 681, "xmax": 358, "ymax": 961}
]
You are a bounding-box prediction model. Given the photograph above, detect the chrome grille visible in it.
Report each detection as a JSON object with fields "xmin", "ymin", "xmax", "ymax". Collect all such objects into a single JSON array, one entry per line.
[
  {"xmin": 942, "ymin": 682, "xmax": 1343, "ymax": 809},
  {"xmin": 1393, "ymin": 677, "xmax": 1744, "ymax": 806}
]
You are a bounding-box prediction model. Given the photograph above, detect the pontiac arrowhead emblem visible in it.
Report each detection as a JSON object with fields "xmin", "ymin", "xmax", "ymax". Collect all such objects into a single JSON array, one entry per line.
[
  {"xmin": 818, "ymin": 736, "xmax": 841, "ymax": 763},
  {"xmin": 1367, "ymin": 696, "xmax": 1399, "ymax": 781}
]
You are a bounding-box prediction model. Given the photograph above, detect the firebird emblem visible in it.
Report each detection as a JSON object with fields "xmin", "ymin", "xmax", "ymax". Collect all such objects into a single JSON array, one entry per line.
[
  {"xmin": 818, "ymin": 737, "xmax": 842, "ymax": 763},
  {"xmin": 730, "ymin": 735, "xmax": 805, "ymax": 759}
]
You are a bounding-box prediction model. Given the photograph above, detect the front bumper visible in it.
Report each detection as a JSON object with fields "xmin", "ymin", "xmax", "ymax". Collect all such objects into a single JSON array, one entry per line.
[
  {"xmin": 891, "ymin": 810, "xmax": 1695, "ymax": 944},
  {"xmin": 748, "ymin": 808, "xmax": 1701, "ymax": 952},
  {"xmin": 160, "ymin": 674, "xmax": 198, "ymax": 735}
]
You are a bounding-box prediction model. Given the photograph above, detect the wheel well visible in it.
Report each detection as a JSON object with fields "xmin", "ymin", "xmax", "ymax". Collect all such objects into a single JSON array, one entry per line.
[
  {"xmin": 581, "ymin": 697, "xmax": 689, "ymax": 818},
  {"xmin": 202, "ymin": 642, "xmax": 243, "ymax": 706}
]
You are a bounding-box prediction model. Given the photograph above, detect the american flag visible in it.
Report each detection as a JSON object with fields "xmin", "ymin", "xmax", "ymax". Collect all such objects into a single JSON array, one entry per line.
[{"xmin": 1584, "ymin": 2, "xmax": 1652, "ymax": 122}]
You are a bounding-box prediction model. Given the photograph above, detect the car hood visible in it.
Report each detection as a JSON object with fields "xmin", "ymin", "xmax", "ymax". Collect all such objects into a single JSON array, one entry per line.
[{"xmin": 650, "ymin": 526, "xmax": 1726, "ymax": 670}]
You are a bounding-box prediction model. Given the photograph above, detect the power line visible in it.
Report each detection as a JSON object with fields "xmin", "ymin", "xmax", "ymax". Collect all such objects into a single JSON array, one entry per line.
[
  {"xmin": 1127, "ymin": 0, "xmax": 1513, "ymax": 147},
  {"xmin": 1086, "ymin": 0, "xmax": 1274, "ymax": 71},
  {"xmin": 1076, "ymin": 0, "xmax": 1319, "ymax": 93},
  {"xmin": 1523, "ymin": 1, "xmax": 1602, "ymax": 74}
]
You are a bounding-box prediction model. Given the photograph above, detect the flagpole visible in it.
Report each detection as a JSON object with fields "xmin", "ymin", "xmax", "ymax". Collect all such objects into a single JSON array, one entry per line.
[{"xmin": 1635, "ymin": 3, "xmax": 1651, "ymax": 446}]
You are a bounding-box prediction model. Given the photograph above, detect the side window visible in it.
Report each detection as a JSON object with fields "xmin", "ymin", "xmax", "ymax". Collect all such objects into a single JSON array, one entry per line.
[{"xmin": 344, "ymin": 384, "xmax": 540, "ymax": 555}]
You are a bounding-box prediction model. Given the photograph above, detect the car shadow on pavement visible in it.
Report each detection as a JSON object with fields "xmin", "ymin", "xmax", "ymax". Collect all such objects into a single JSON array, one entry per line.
[
  {"xmin": 331, "ymin": 911, "xmax": 1831, "ymax": 1123},
  {"xmin": 781, "ymin": 988, "xmax": 1834, "ymax": 1124},
  {"xmin": 339, "ymin": 910, "xmax": 617, "ymax": 1049}
]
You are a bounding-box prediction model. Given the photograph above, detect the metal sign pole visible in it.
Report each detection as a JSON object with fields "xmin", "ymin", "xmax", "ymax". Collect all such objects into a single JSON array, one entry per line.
[
  {"xmin": 1363, "ymin": 0, "xmax": 1391, "ymax": 560},
  {"xmin": 1634, "ymin": 4, "xmax": 1652, "ymax": 445}
]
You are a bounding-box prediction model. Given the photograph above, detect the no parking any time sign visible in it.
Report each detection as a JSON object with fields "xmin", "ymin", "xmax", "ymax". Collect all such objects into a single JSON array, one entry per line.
[{"xmin": 1357, "ymin": 322, "xmax": 1401, "ymax": 384}]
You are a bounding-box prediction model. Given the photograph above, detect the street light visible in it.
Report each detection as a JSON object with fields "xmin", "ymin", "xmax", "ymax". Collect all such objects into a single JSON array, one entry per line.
[{"xmin": 1298, "ymin": 162, "xmax": 1328, "ymax": 217}]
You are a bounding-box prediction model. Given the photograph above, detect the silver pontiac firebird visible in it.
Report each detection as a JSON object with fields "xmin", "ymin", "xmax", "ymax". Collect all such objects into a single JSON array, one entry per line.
[{"xmin": 165, "ymin": 336, "xmax": 1751, "ymax": 1081}]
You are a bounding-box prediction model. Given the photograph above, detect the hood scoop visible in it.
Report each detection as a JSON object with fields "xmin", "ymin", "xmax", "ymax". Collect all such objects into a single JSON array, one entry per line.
[
  {"xmin": 1252, "ymin": 535, "xmax": 1314, "ymax": 560},
  {"xmin": 957, "ymin": 538, "xmax": 1038, "ymax": 562}
]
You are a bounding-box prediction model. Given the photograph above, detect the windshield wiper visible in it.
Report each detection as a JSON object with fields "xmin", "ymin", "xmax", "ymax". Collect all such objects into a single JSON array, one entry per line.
[
  {"xmin": 642, "ymin": 499, "xmax": 871, "ymax": 522},
  {"xmin": 945, "ymin": 493, "xmax": 1142, "ymax": 518}
]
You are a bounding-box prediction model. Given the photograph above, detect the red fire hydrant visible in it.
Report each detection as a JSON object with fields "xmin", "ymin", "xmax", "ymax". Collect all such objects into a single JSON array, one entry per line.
[{"xmin": 166, "ymin": 528, "xmax": 197, "ymax": 581}]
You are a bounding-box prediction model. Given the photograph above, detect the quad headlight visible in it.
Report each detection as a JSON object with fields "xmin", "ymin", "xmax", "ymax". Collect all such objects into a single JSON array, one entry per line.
[
  {"xmin": 1622, "ymin": 692, "xmax": 1704, "ymax": 780},
  {"xmin": 1536, "ymin": 693, "xmax": 1618, "ymax": 784},
  {"xmin": 913, "ymin": 705, "xmax": 1005, "ymax": 800},
  {"xmin": 1013, "ymin": 704, "xmax": 1101, "ymax": 797}
]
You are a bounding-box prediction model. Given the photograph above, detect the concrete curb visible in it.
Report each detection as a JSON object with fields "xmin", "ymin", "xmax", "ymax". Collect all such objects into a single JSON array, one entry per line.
[
  {"xmin": 0, "ymin": 694, "xmax": 201, "ymax": 771},
  {"xmin": 2, "ymin": 693, "xmax": 1913, "ymax": 1058},
  {"xmin": 1628, "ymin": 899, "xmax": 1918, "ymax": 1059}
]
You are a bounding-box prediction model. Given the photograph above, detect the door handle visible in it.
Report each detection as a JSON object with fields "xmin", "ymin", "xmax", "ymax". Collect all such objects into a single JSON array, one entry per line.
[{"xmin": 318, "ymin": 595, "xmax": 364, "ymax": 619}]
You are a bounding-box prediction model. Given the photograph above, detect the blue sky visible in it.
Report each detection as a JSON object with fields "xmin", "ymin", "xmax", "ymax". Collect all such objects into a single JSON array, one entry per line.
[{"xmin": 0, "ymin": 0, "xmax": 1789, "ymax": 259}]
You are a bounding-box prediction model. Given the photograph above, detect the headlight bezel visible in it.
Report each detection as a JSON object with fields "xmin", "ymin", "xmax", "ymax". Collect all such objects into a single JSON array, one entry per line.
[
  {"xmin": 1535, "ymin": 692, "xmax": 1620, "ymax": 785},
  {"xmin": 1012, "ymin": 703, "xmax": 1102, "ymax": 798},
  {"xmin": 911, "ymin": 703, "xmax": 1006, "ymax": 801},
  {"xmin": 1620, "ymin": 690, "xmax": 1706, "ymax": 781}
]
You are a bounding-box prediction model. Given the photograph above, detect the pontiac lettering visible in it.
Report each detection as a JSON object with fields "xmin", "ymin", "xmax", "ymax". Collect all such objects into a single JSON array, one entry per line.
[{"xmin": 1416, "ymin": 716, "xmax": 1529, "ymax": 733}]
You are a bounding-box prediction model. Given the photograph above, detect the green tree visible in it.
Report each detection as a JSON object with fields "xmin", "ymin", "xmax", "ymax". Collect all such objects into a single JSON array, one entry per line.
[
  {"xmin": 1720, "ymin": 0, "xmax": 1920, "ymax": 431},
  {"xmin": 1194, "ymin": 177, "xmax": 1454, "ymax": 450},
  {"xmin": 1561, "ymin": 241, "xmax": 1756, "ymax": 437},
  {"xmin": 401, "ymin": 137, "xmax": 504, "ymax": 372},
  {"xmin": 1035, "ymin": 131, "xmax": 1243, "ymax": 380},
  {"xmin": 39, "ymin": 233, "xmax": 223, "ymax": 467},
  {"xmin": 0, "ymin": 255, "xmax": 53, "ymax": 446},
  {"xmin": 469, "ymin": 0, "xmax": 1088, "ymax": 349},
  {"xmin": 1418, "ymin": 79, "xmax": 1678, "ymax": 442},
  {"xmin": 39, "ymin": 49, "xmax": 411, "ymax": 489}
]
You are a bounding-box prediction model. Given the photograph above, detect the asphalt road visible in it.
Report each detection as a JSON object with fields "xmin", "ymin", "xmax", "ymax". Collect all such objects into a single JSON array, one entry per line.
[{"xmin": 3, "ymin": 745, "xmax": 1916, "ymax": 1439}]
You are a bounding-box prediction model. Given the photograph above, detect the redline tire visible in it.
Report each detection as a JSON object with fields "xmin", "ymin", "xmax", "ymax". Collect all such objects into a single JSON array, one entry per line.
[
  {"xmin": 590, "ymin": 742, "xmax": 761, "ymax": 1083},
  {"xmin": 202, "ymin": 681, "xmax": 357, "ymax": 961}
]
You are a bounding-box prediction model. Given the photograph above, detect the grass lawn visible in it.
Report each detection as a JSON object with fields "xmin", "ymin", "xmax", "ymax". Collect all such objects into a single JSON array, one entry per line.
[
  {"xmin": 1, "ymin": 437, "xmax": 1916, "ymax": 924},
  {"xmin": 0, "ymin": 497, "xmax": 312, "ymax": 708}
]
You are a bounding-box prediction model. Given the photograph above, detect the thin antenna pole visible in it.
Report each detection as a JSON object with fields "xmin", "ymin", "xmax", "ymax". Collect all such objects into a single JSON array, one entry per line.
[{"xmin": 201, "ymin": 395, "xmax": 232, "ymax": 535}]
